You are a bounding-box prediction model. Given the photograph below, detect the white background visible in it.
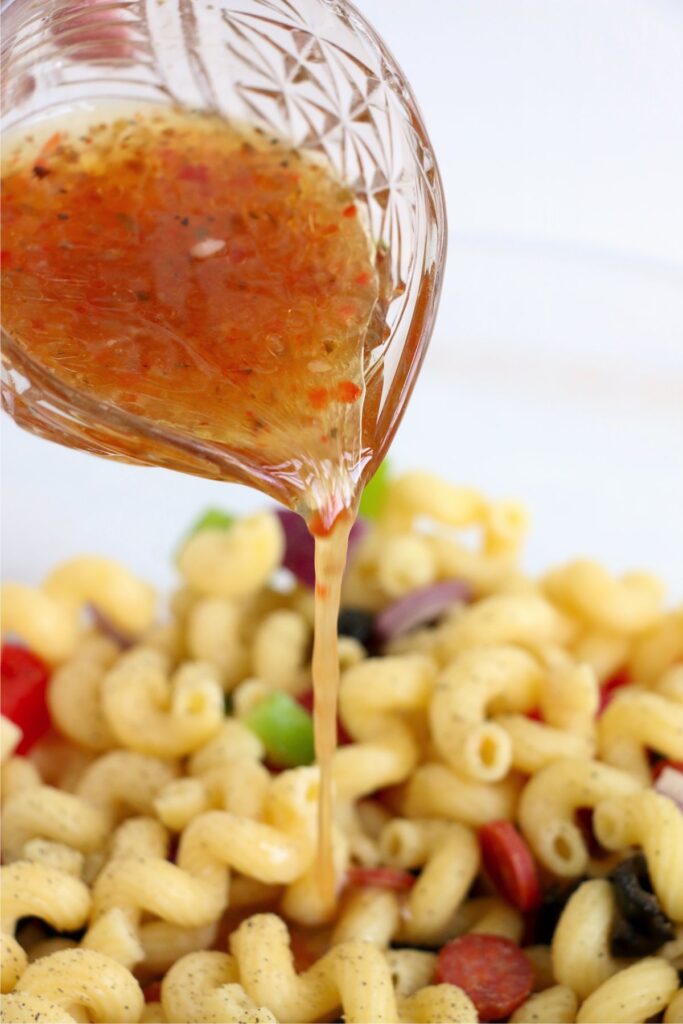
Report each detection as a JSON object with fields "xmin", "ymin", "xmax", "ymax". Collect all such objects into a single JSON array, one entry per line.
[{"xmin": 3, "ymin": 0, "xmax": 683, "ymax": 595}]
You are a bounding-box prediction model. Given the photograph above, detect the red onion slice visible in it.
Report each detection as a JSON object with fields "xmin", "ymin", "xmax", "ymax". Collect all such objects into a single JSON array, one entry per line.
[
  {"xmin": 375, "ymin": 579, "xmax": 471, "ymax": 642},
  {"xmin": 654, "ymin": 767, "xmax": 683, "ymax": 813},
  {"xmin": 89, "ymin": 606, "xmax": 135, "ymax": 649},
  {"xmin": 275, "ymin": 509, "xmax": 368, "ymax": 589}
]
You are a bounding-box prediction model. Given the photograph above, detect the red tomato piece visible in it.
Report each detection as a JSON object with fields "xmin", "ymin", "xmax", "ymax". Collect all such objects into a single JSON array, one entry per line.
[
  {"xmin": 346, "ymin": 867, "xmax": 416, "ymax": 891},
  {"xmin": 479, "ymin": 820, "xmax": 542, "ymax": 912},
  {"xmin": 434, "ymin": 934, "xmax": 534, "ymax": 1021},
  {"xmin": 598, "ymin": 667, "xmax": 630, "ymax": 714},
  {"xmin": 1, "ymin": 644, "xmax": 51, "ymax": 754},
  {"xmin": 652, "ymin": 759, "xmax": 683, "ymax": 781}
]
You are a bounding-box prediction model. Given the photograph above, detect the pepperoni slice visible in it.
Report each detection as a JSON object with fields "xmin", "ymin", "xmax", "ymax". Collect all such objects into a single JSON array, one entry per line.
[
  {"xmin": 1, "ymin": 644, "xmax": 51, "ymax": 754},
  {"xmin": 346, "ymin": 867, "xmax": 416, "ymax": 891},
  {"xmin": 434, "ymin": 934, "xmax": 533, "ymax": 1021},
  {"xmin": 478, "ymin": 820, "xmax": 541, "ymax": 912}
]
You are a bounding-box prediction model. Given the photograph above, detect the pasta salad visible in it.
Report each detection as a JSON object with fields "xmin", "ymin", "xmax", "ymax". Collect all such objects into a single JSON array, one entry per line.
[{"xmin": 1, "ymin": 469, "xmax": 682, "ymax": 1024}]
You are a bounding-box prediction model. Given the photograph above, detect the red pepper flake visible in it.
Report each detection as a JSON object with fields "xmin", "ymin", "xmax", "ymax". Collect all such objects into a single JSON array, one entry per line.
[
  {"xmin": 336, "ymin": 380, "xmax": 362, "ymax": 403},
  {"xmin": 0, "ymin": 251, "xmax": 12, "ymax": 267},
  {"xmin": 37, "ymin": 131, "xmax": 62, "ymax": 162},
  {"xmin": 179, "ymin": 164, "xmax": 209, "ymax": 184},
  {"xmin": 307, "ymin": 386, "xmax": 329, "ymax": 410},
  {"xmin": 342, "ymin": 204, "xmax": 357, "ymax": 218},
  {"xmin": 355, "ymin": 271, "xmax": 372, "ymax": 286},
  {"xmin": 316, "ymin": 582, "xmax": 329, "ymax": 599},
  {"xmin": 32, "ymin": 165, "xmax": 51, "ymax": 179},
  {"xmin": 526, "ymin": 707, "xmax": 543, "ymax": 722}
]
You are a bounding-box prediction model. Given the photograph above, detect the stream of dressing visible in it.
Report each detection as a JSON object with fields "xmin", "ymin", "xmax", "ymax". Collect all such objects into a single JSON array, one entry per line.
[{"xmin": 311, "ymin": 520, "xmax": 353, "ymax": 906}]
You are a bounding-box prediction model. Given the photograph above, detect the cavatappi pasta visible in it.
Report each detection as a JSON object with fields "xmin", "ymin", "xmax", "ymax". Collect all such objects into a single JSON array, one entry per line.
[{"xmin": 1, "ymin": 471, "xmax": 682, "ymax": 1023}]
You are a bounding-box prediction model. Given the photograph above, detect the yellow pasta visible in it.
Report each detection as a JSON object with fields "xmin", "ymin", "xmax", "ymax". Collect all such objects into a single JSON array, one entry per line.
[
  {"xmin": 186, "ymin": 596, "xmax": 251, "ymax": 690},
  {"xmin": 518, "ymin": 758, "xmax": 642, "ymax": 875},
  {"xmin": 333, "ymin": 655, "xmax": 435, "ymax": 800},
  {"xmin": 665, "ymin": 988, "xmax": 683, "ymax": 1024},
  {"xmin": 252, "ymin": 609, "xmax": 311, "ymax": 692},
  {"xmin": 374, "ymin": 534, "xmax": 438, "ymax": 599},
  {"xmin": 0, "ymin": 992, "xmax": 77, "ymax": 1022},
  {"xmin": 398, "ymin": 984, "xmax": 478, "ymax": 1023},
  {"xmin": 538, "ymin": 661, "xmax": 599, "ymax": 735},
  {"xmin": 22, "ymin": 839, "xmax": 84, "ymax": 878},
  {"xmin": 177, "ymin": 513, "xmax": 284, "ymax": 599},
  {"xmin": 437, "ymin": 592, "xmax": 571, "ymax": 662},
  {"xmin": 570, "ymin": 626, "xmax": 630, "ymax": 683},
  {"xmin": 161, "ymin": 950, "xmax": 274, "ymax": 1023},
  {"xmin": 576, "ymin": 957, "xmax": 679, "ymax": 1023},
  {"xmin": 385, "ymin": 949, "xmax": 437, "ymax": 998},
  {"xmin": 430, "ymin": 645, "xmax": 542, "ymax": 781},
  {"xmin": 598, "ymin": 689, "xmax": 683, "ymax": 782},
  {"xmin": 403, "ymin": 762, "xmax": 521, "ymax": 826},
  {"xmin": 653, "ymin": 665, "xmax": 683, "ymax": 705},
  {"xmin": 551, "ymin": 879, "xmax": 626, "ymax": 1000},
  {"xmin": 451, "ymin": 897, "xmax": 524, "ymax": 944},
  {"xmin": 1, "ymin": 786, "xmax": 108, "ymax": 862},
  {"xmin": 378, "ymin": 819, "xmax": 479, "ymax": 945},
  {"xmin": 75, "ymin": 750, "xmax": 179, "ymax": 824},
  {"xmin": 231, "ymin": 913, "xmax": 399, "ymax": 1023},
  {"xmin": 509, "ymin": 985, "xmax": 578, "ymax": 1024},
  {"xmin": 1, "ymin": 558, "xmax": 155, "ymax": 663},
  {"xmin": 47, "ymin": 636, "xmax": 120, "ymax": 751},
  {"xmin": 495, "ymin": 714, "xmax": 595, "ymax": 774},
  {"xmin": 630, "ymin": 608, "xmax": 683, "ymax": 683},
  {"xmin": 377, "ymin": 473, "xmax": 487, "ymax": 533},
  {"xmin": 0, "ymin": 756, "xmax": 41, "ymax": 802},
  {"xmin": 544, "ymin": 560, "xmax": 665, "ymax": 634},
  {"xmin": 13, "ymin": 948, "xmax": 143, "ymax": 1023},
  {"xmin": 331, "ymin": 888, "xmax": 400, "ymax": 947},
  {"xmin": 102, "ymin": 648, "xmax": 224, "ymax": 757}
]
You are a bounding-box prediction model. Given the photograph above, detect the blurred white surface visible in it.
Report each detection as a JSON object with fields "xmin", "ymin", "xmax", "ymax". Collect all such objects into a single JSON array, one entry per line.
[{"xmin": 3, "ymin": 0, "xmax": 683, "ymax": 595}]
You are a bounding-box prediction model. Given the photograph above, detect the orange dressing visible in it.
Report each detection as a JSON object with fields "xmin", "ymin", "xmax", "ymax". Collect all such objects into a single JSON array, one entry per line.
[{"xmin": 1, "ymin": 107, "xmax": 387, "ymax": 905}]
